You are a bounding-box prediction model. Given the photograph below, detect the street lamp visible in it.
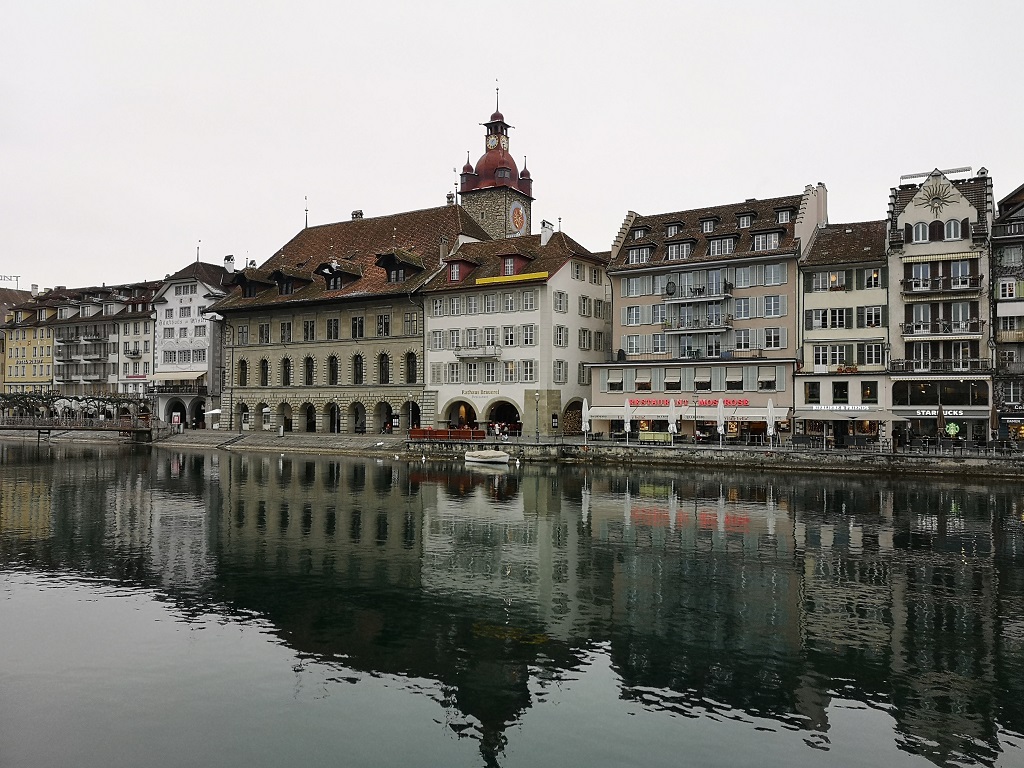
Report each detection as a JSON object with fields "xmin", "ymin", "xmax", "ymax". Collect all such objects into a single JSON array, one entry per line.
[{"xmin": 535, "ymin": 390, "xmax": 540, "ymax": 443}]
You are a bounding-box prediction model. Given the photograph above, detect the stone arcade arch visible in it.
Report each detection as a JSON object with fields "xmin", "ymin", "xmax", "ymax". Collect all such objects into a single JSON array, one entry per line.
[
  {"xmin": 400, "ymin": 400, "xmax": 420, "ymax": 431},
  {"xmin": 563, "ymin": 399, "xmax": 584, "ymax": 435},
  {"xmin": 375, "ymin": 401, "xmax": 394, "ymax": 433},
  {"xmin": 300, "ymin": 402, "xmax": 316, "ymax": 433},
  {"xmin": 442, "ymin": 400, "xmax": 478, "ymax": 429},
  {"xmin": 349, "ymin": 401, "xmax": 366, "ymax": 434},
  {"xmin": 485, "ymin": 400, "xmax": 521, "ymax": 435},
  {"xmin": 324, "ymin": 402, "xmax": 341, "ymax": 433}
]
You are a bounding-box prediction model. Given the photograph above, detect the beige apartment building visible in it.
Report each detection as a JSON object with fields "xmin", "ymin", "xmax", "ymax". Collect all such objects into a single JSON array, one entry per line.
[{"xmin": 589, "ymin": 184, "xmax": 827, "ymax": 443}]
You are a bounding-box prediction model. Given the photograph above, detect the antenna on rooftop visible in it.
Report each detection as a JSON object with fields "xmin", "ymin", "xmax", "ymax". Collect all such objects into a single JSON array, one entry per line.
[
  {"xmin": 196, "ymin": 240, "xmax": 201, "ymax": 263},
  {"xmin": 900, "ymin": 166, "xmax": 972, "ymax": 181},
  {"xmin": 304, "ymin": 196, "xmax": 308, "ymax": 229},
  {"xmin": 495, "ymin": 79, "xmax": 499, "ymax": 112}
]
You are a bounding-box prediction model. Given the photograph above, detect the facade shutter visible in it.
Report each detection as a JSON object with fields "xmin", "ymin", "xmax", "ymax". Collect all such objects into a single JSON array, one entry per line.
[
  {"xmin": 779, "ymin": 327, "xmax": 788, "ymax": 348},
  {"xmin": 624, "ymin": 369, "xmax": 636, "ymax": 392},
  {"xmin": 845, "ymin": 269, "xmax": 854, "ymax": 288},
  {"xmin": 754, "ymin": 296, "xmax": 764, "ymax": 318},
  {"xmin": 880, "ymin": 266, "xmax": 888, "ymax": 287},
  {"xmin": 855, "ymin": 269, "xmax": 865, "ymax": 290},
  {"xmin": 754, "ymin": 264, "xmax": 765, "ymax": 286},
  {"xmin": 856, "ymin": 343, "xmax": 866, "ymax": 365},
  {"xmin": 620, "ymin": 278, "xmax": 628, "ymax": 297},
  {"xmin": 844, "ymin": 307, "xmax": 853, "ymax": 328},
  {"xmin": 653, "ymin": 367, "xmax": 665, "ymax": 391},
  {"xmin": 780, "ymin": 263, "xmax": 788, "ymax": 283},
  {"xmin": 620, "ymin": 334, "xmax": 627, "ymax": 352},
  {"xmin": 641, "ymin": 304, "xmax": 653, "ymax": 325},
  {"xmin": 779, "ymin": 295, "xmax": 788, "ymax": 315},
  {"xmin": 904, "ymin": 223, "xmax": 913, "ymax": 244},
  {"xmin": 620, "ymin": 307, "xmax": 627, "ymax": 326},
  {"xmin": 805, "ymin": 310, "xmax": 813, "ymax": 330},
  {"xmin": 804, "ymin": 272, "xmax": 814, "ymax": 292},
  {"xmin": 743, "ymin": 365, "xmax": 757, "ymax": 391},
  {"xmin": 881, "ymin": 306, "xmax": 888, "ymax": 325},
  {"xmin": 683, "ymin": 367, "xmax": 695, "ymax": 391},
  {"xmin": 904, "ymin": 305, "xmax": 914, "ymax": 324},
  {"xmin": 844, "ymin": 344, "xmax": 855, "ymax": 363},
  {"xmin": 599, "ymin": 368, "xmax": 608, "ymax": 392},
  {"xmin": 929, "ymin": 220, "xmax": 944, "ymax": 241},
  {"xmin": 856, "ymin": 306, "xmax": 865, "ymax": 328},
  {"xmin": 711, "ymin": 367, "xmax": 726, "ymax": 391},
  {"xmin": 775, "ymin": 365, "xmax": 786, "ymax": 391},
  {"xmin": 961, "ymin": 218, "xmax": 970, "ymax": 239}
]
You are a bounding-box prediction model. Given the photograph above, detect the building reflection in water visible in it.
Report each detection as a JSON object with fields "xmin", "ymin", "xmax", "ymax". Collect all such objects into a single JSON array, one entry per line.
[{"xmin": 0, "ymin": 441, "xmax": 1022, "ymax": 767}]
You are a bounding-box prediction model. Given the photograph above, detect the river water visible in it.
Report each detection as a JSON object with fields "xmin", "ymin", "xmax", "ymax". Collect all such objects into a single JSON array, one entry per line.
[{"xmin": 1, "ymin": 442, "xmax": 1023, "ymax": 768}]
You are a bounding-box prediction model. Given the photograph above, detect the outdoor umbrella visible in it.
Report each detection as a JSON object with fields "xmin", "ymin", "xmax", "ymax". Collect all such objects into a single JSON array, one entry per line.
[
  {"xmin": 990, "ymin": 406, "xmax": 1000, "ymax": 440},
  {"xmin": 766, "ymin": 399, "xmax": 776, "ymax": 447},
  {"xmin": 624, "ymin": 397, "xmax": 631, "ymax": 445},
  {"xmin": 716, "ymin": 398, "xmax": 726, "ymax": 448},
  {"xmin": 582, "ymin": 398, "xmax": 590, "ymax": 447},
  {"xmin": 937, "ymin": 404, "xmax": 946, "ymax": 436},
  {"xmin": 668, "ymin": 398, "xmax": 677, "ymax": 435}
]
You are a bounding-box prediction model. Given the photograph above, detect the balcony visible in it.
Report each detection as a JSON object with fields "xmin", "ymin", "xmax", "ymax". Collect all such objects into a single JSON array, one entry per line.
[
  {"xmin": 889, "ymin": 358, "xmax": 992, "ymax": 374},
  {"xmin": 997, "ymin": 329, "xmax": 1024, "ymax": 344},
  {"xmin": 994, "ymin": 221, "xmax": 1024, "ymax": 239},
  {"xmin": 663, "ymin": 314, "xmax": 734, "ymax": 333},
  {"xmin": 124, "ymin": 348, "xmax": 142, "ymax": 359},
  {"xmin": 453, "ymin": 345, "xmax": 501, "ymax": 359},
  {"xmin": 899, "ymin": 319, "xmax": 986, "ymax": 337},
  {"xmin": 82, "ymin": 333, "xmax": 105, "ymax": 342},
  {"xmin": 54, "ymin": 336, "xmax": 80, "ymax": 345},
  {"xmin": 899, "ymin": 275, "xmax": 983, "ymax": 295},
  {"xmin": 664, "ymin": 281, "xmax": 734, "ymax": 303},
  {"xmin": 609, "ymin": 347, "xmax": 769, "ymax": 363},
  {"xmin": 54, "ymin": 350, "xmax": 76, "ymax": 362},
  {"xmin": 997, "ymin": 361, "xmax": 1024, "ymax": 375}
]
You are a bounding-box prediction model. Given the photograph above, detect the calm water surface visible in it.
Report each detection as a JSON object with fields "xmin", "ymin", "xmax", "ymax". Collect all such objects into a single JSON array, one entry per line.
[{"xmin": 1, "ymin": 442, "xmax": 1023, "ymax": 768}]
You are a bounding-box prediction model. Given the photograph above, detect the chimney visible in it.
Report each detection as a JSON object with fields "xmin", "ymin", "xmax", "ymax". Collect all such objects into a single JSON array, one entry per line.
[
  {"xmin": 440, "ymin": 235, "xmax": 450, "ymax": 264},
  {"xmin": 446, "ymin": 192, "xmax": 455, "ymax": 206},
  {"xmin": 540, "ymin": 219, "xmax": 554, "ymax": 246},
  {"xmin": 224, "ymin": 255, "xmax": 235, "ymax": 274},
  {"xmin": 31, "ymin": 284, "xmax": 38, "ymax": 297},
  {"xmin": 351, "ymin": 210, "xmax": 363, "ymax": 220}
]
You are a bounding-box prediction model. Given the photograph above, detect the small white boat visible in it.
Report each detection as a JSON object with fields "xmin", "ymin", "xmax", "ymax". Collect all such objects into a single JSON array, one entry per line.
[{"xmin": 464, "ymin": 449, "xmax": 511, "ymax": 464}]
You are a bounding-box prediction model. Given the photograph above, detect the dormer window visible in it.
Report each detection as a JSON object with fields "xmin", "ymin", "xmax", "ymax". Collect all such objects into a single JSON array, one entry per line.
[
  {"xmin": 753, "ymin": 232, "xmax": 780, "ymax": 251},
  {"xmin": 503, "ymin": 257, "xmax": 515, "ymax": 276},
  {"xmin": 327, "ymin": 275, "xmax": 342, "ymax": 290},
  {"xmin": 632, "ymin": 228, "xmax": 648, "ymax": 240},
  {"xmin": 627, "ymin": 247, "xmax": 651, "ymax": 265},
  {"xmin": 666, "ymin": 224, "xmax": 681, "ymax": 237},
  {"xmin": 388, "ymin": 268, "xmax": 405, "ymax": 283},
  {"xmin": 667, "ymin": 242, "xmax": 692, "ymax": 260},
  {"xmin": 496, "ymin": 168, "xmax": 512, "ymax": 180},
  {"xmin": 450, "ymin": 263, "xmax": 460, "ymax": 281},
  {"xmin": 702, "ymin": 220, "xmax": 715, "ymax": 233},
  {"xmin": 279, "ymin": 279, "xmax": 293, "ymax": 296},
  {"xmin": 739, "ymin": 214, "xmax": 753, "ymax": 228},
  {"xmin": 243, "ymin": 283, "xmax": 259, "ymax": 298},
  {"xmin": 708, "ymin": 238, "xmax": 735, "ymax": 256},
  {"xmin": 777, "ymin": 210, "xmax": 791, "ymax": 224}
]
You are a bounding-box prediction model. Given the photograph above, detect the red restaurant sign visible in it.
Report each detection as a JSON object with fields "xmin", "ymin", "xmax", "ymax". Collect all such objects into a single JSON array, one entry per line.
[{"xmin": 629, "ymin": 398, "xmax": 751, "ymax": 407}]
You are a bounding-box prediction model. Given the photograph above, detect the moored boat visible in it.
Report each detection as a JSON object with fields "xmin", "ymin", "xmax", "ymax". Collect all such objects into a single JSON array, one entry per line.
[{"xmin": 464, "ymin": 449, "xmax": 511, "ymax": 464}]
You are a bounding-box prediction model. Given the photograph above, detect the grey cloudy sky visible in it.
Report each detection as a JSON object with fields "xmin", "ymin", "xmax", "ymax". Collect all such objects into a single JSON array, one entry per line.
[{"xmin": 3, "ymin": 1, "xmax": 1022, "ymax": 292}]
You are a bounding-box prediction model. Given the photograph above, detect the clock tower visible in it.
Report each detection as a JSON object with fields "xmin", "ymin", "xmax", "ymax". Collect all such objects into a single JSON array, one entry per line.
[{"xmin": 459, "ymin": 108, "xmax": 534, "ymax": 240}]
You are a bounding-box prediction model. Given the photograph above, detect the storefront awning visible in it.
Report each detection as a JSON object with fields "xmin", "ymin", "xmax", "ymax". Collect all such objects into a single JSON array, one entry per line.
[
  {"xmin": 588, "ymin": 405, "xmax": 773, "ymax": 422},
  {"xmin": 148, "ymin": 371, "xmax": 206, "ymax": 382},
  {"xmin": 793, "ymin": 406, "xmax": 896, "ymax": 420}
]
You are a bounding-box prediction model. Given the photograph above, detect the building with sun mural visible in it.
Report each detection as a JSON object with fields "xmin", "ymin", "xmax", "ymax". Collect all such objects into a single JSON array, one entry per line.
[{"xmin": 883, "ymin": 168, "xmax": 995, "ymax": 444}]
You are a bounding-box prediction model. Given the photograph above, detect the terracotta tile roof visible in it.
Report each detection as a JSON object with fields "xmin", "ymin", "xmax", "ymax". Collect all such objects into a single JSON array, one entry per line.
[
  {"xmin": 420, "ymin": 231, "xmax": 606, "ymax": 292},
  {"xmin": 166, "ymin": 261, "xmax": 231, "ymax": 288},
  {"xmin": 607, "ymin": 194, "xmax": 804, "ymax": 274},
  {"xmin": 211, "ymin": 205, "xmax": 491, "ymax": 312},
  {"xmin": 802, "ymin": 221, "xmax": 887, "ymax": 267},
  {"xmin": 890, "ymin": 173, "xmax": 992, "ymax": 226}
]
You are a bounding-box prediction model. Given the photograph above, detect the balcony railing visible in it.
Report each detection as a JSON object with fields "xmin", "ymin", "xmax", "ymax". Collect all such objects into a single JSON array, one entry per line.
[
  {"xmin": 994, "ymin": 221, "xmax": 1024, "ymax": 238},
  {"xmin": 124, "ymin": 349, "xmax": 142, "ymax": 358},
  {"xmin": 54, "ymin": 336, "xmax": 80, "ymax": 345},
  {"xmin": 889, "ymin": 358, "xmax": 992, "ymax": 373},
  {"xmin": 452, "ymin": 345, "xmax": 501, "ymax": 359},
  {"xmin": 899, "ymin": 319, "xmax": 986, "ymax": 336},
  {"xmin": 664, "ymin": 281, "xmax": 734, "ymax": 302},
  {"xmin": 996, "ymin": 329, "xmax": 1024, "ymax": 343},
  {"xmin": 899, "ymin": 275, "xmax": 983, "ymax": 294},
  {"xmin": 608, "ymin": 347, "xmax": 770, "ymax": 363},
  {"xmin": 663, "ymin": 314, "xmax": 734, "ymax": 332},
  {"xmin": 997, "ymin": 361, "xmax": 1024, "ymax": 374}
]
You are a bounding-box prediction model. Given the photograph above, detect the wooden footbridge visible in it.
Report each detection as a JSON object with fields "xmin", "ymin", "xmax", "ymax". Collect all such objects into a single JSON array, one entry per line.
[{"xmin": 0, "ymin": 416, "xmax": 156, "ymax": 442}]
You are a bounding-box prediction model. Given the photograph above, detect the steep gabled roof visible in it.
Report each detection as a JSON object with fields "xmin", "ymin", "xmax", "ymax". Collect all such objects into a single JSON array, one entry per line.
[
  {"xmin": 212, "ymin": 204, "xmax": 491, "ymax": 311},
  {"xmin": 607, "ymin": 193, "xmax": 804, "ymax": 274},
  {"xmin": 802, "ymin": 221, "xmax": 887, "ymax": 267}
]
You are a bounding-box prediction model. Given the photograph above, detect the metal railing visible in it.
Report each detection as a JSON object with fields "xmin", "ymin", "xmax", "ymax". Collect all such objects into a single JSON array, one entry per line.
[
  {"xmin": 899, "ymin": 275, "xmax": 983, "ymax": 293},
  {"xmin": 889, "ymin": 358, "xmax": 992, "ymax": 373},
  {"xmin": 899, "ymin": 319, "xmax": 986, "ymax": 335}
]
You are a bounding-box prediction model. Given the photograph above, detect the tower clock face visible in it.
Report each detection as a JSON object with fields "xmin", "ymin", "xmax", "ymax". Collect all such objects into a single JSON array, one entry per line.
[
  {"xmin": 509, "ymin": 202, "xmax": 526, "ymax": 235},
  {"xmin": 499, "ymin": 135, "xmax": 508, "ymax": 151},
  {"xmin": 486, "ymin": 135, "xmax": 499, "ymax": 150}
]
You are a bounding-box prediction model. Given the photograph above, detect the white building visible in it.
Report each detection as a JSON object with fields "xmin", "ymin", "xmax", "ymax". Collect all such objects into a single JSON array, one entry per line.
[
  {"xmin": 422, "ymin": 222, "xmax": 610, "ymax": 438},
  {"xmin": 151, "ymin": 259, "xmax": 230, "ymax": 427}
]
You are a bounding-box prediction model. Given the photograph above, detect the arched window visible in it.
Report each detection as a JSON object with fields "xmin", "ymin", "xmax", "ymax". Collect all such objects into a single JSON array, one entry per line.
[
  {"xmin": 282, "ymin": 358, "xmax": 292, "ymax": 387},
  {"xmin": 913, "ymin": 222, "xmax": 929, "ymax": 243},
  {"xmin": 238, "ymin": 359, "xmax": 248, "ymax": 387},
  {"xmin": 259, "ymin": 359, "xmax": 269, "ymax": 387},
  {"xmin": 379, "ymin": 354, "xmax": 390, "ymax": 384},
  {"xmin": 945, "ymin": 219, "xmax": 961, "ymax": 240},
  {"xmin": 328, "ymin": 356, "xmax": 338, "ymax": 386},
  {"xmin": 405, "ymin": 352, "xmax": 417, "ymax": 384},
  {"xmin": 304, "ymin": 356, "xmax": 314, "ymax": 386},
  {"xmin": 353, "ymin": 354, "xmax": 364, "ymax": 385}
]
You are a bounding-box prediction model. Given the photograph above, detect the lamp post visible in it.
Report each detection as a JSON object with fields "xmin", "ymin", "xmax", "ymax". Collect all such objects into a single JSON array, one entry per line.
[{"xmin": 535, "ymin": 390, "xmax": 540, "ymax": 443}]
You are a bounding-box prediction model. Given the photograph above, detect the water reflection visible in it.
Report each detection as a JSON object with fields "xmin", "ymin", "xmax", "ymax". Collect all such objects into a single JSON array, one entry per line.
[{"xmin": 1, "ymin": 441, "xmax": 1023, "ymax": 767}]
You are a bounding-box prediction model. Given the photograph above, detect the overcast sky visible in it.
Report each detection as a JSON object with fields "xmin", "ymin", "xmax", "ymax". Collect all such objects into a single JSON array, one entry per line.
[{"xmin": 3, "ymin": 1, "xmax": 1022, "ymax": 292}]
